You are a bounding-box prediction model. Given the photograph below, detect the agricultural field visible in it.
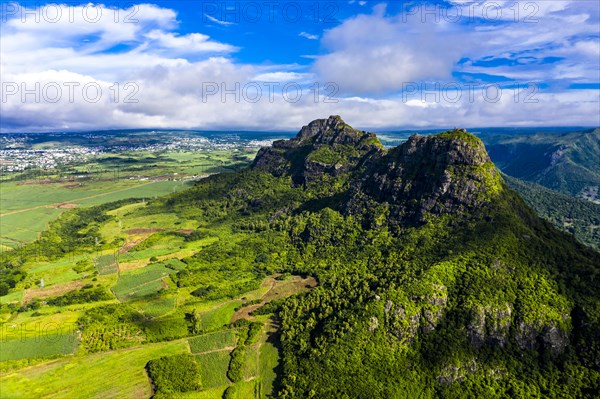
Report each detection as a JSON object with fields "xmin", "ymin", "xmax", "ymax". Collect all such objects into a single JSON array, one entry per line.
[
  {"xmin": 0, "ymin": 147, "xmax": 257, "ymax": 248},
  {"xmin": 189, "ymin": 330, "xmax": 237, "ymax": 353},
  {"xmin": 0, "ymin": 133, "xmax": 315, "ymax": 397},
  {"xmin": 0, "ymin": 181, "xmax": 316, "ymax": 397},
  {"xmin": 0, "ymin": 339, "xmax": 190, "ymax": 398},
  {"xmin": 0, "ymin": 333, "xmax": 78, "ymax": 362}
]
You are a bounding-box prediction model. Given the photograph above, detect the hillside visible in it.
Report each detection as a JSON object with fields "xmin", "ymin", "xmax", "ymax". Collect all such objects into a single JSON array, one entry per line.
[
  {"xmin": 1, "ymin": 117, "xmax": 599, "ymax": 398},
  {"xmin": 504, "ymin": 175, "xmax": 600, "ymax": 251},
  {"xmin": 481, "ymin": 128, "xmax": 600, "ymax": 202},
  {"xmin": 252, "ymin": 117, "xmax": 600, "ymax": 397}
]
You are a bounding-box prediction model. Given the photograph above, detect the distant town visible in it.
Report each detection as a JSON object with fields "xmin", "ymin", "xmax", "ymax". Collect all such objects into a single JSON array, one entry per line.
[{"xmin": 0, "ymin": 131, "xmax": 281, "ymax": 173}]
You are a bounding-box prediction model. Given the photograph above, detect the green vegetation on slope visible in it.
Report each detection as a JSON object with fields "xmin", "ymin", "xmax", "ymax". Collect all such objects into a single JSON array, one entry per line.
[
  {"xmin": 482, "ymin": 128, "xmax": 600, "ymax": 201},
  {"xmin": 1, "ymin": 119, "xmax": 599, "ymax": 399},
  {"xmin": 504, "ymin": 174, "xmax": 600, "ymax": 250}
]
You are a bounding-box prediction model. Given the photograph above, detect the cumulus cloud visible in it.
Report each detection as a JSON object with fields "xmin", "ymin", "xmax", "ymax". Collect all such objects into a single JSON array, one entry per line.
[
  {"xmin": 314, "ymin": 1, "xmax": 600, "ymax": 93},
  {"xmin": 0, "ymin": 1, "xmax": 598, "ymax": 132}
]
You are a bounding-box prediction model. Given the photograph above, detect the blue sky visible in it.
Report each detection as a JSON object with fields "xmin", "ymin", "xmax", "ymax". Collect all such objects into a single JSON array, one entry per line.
[{"xmin": 1, "ymin": 0, "xmax": 599, "ymax": 131}]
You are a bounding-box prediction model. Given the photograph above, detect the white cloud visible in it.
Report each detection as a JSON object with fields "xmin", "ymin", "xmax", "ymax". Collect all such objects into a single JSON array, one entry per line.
[
  {"xmin": 0, "ymin": 1, "xmax": 598, "ymax": 132},
  {"xmin": 144, "ymin": 30, "xmax": 238, "ymax": 54},
  {"xmin": 314, "ymin": 0, "xmax": 599, "ymax": 93},
  {"xmin": 203, "ymin": 14, "xmax": 234, "ymax": 26},
  {"xmin": 299, "ymin": 32, "xmax": 319, "ymax": 40},
  {"xmin": 252, "ymin": 72, "xmax": 312, "ymax": 82}
]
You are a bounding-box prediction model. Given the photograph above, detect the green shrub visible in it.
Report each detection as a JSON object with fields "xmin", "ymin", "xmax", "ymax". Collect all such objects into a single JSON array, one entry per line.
[
  {"xmin": 46, "ymin": 286, "xmax": 112, "ymax": 307},
  {"xmin": 245, "ymin": 322, "xmax": 262, "ymax": 345},
  {"xmin": 146, "ymin": 354, "xmax": 201, "ymax": 394},
  {"xmin": 227, "ymin": 346, "xmax": 245, "ymax": 383},
  {"xmin": 222, "ymin": 385, "xmax": 237, "ymax": 399}
]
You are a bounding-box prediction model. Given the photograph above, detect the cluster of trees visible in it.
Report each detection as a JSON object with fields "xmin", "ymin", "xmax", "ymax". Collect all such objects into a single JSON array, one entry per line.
[
  {"xmin": 227, "ymin": 322, "xmax": 263, "ymax": 383},
  {"xmin": 146, "ymin": 354, "xmax": 201, "ymax": 397},
  {"xmin": 46, "ymin": 285, "xmax": 112, "ymax": 307}
]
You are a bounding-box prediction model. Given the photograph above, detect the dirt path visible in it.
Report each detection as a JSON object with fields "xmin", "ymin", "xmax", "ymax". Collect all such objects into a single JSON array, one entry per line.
[
  {"xmin": 231, "ymin": 275, "xmax": 318, "ymax": 323},
  {"xmin": 193, "ymin": 346, "xmax": 236, "ymax": 355},
  {"xmin": 0, "ymin": 181, "xmax": 156, "ymax": 217}
]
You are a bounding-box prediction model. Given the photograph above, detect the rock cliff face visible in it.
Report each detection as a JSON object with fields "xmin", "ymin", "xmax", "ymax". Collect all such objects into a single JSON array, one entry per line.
[
  {"xmin": 346, "ymin": 131, "xmax": 502, "ymax": 225},
  {"xmin": 254, "ymin": 115, "xmax": 502, "ymax": 225},
  {"xmin": 252, "ymin": 115, "xmax": 383, "ymax": 186}
]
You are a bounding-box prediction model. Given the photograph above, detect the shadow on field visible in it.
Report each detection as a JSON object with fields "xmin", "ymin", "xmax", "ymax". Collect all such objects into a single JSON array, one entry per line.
[{"xmin": 266, "ymin": 316, "xmax": 284, "ymax": 397}]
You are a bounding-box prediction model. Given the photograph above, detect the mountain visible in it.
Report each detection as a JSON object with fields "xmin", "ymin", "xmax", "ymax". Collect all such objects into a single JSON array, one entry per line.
[
  {"xmin": 344, "ymin": 130, "xmax": 502, "ymax": 228},
  {"xmin": 481, "ymin": 128, "xmax": 600, "ymax": 202},
  {"xmin": 246, "ymin": 116, "xmax": 600, "ymax": 397},
  {"xmin": 3, "ymin": 116, "xmax": 599, "ymax": 398},
  {"xmin": 253, "ymin": 115, "xmax": 383, "ymax": 186}
]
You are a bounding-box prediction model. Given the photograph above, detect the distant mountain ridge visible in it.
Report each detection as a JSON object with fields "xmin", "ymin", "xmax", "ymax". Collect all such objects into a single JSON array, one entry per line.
[{"xmin": 481, "ymin": 128, "xmax": 600, "ymax": 202}]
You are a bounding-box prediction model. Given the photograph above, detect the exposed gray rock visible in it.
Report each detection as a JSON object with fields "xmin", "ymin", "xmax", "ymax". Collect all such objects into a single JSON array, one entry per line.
[
  {"xmin": 542, "ymin": 325, "xmax": 568, "ymax": 354},
  {"xmin": 369, "ymin": 316, "xmax": 379, "ymax": 332},
  {"xmin": 437, "ymin": 359, "xmax": 477, "ymax": 386},
  {"xmin": 486, "ymin": 305, "xmax": 512, "ymax": 348},
  {"xmin": 467, "ymin": 307, "xmax": 486, "ymax": 348},
  {"xmin": 252, "ymin": 115, "xmax": 383, "ymax": 186},
  {"xmin": 467, "ymin": 304, "xmax": 512, "ymax": 348},
  {"xmin": 515, "ymin": 321, "xmax": 540, "ymax": 351}
]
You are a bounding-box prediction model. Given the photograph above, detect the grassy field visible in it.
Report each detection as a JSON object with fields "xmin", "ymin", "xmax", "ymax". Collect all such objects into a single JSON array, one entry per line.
[
  {"xmin": 0, "ymin": 339, "xmax": 190, "ymax": 398},
  {"xmin": 0, "ymin": 149, "xmax": 317, "ymax": 398},
  {"xmin": 94, "ymin": 253, "xmax": 118, "ymax": 275},
  {"xmin": 112, "ymin": 263, "xmax": 177, "ymax": 301},
  {"xmin": 196, "ymin": 350, "xmax": 233, "ymax": 389},
  {"xmin": 258, "ymin": 329, "xmax": 280, "ymax": 397},
  {"xmin": 0, "ymin": 333, "xmax": 78, "ymax": 362},
  {"xmin": 189, "ymin": 330, "xmax": 237, "ymax": 353},
  {"xmin": 0, "ymin": 180, "xmax": 190, "ymax": 247},
  {"xmin": 0, "ymin": 148, "xmax": 253, "ymax": 248},
  {"xmin": 134, "ymin": 296, "xmax": 177, "ymax": 318},
  {"xmin": 199, "ymin": 302, "xmax": 242, "ymax": 333}
]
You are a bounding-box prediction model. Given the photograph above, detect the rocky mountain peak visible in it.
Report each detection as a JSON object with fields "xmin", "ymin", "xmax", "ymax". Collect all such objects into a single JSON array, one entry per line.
[
  {"xmin": 252, "ymin": 116, "xmax": 383, "ymax": 185},
  {"xmin": 296, "ymin": 115, "xmax": 364, "ymax": 144},
  {"xmin": 345, "ymin": 129, "xmax": 503, "ymax": 226},
  {"xmin": 253, "ymin": 118, "xmax": 503, "ymax": 225}
]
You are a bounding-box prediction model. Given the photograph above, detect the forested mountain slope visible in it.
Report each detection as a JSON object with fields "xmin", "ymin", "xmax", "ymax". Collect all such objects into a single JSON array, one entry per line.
[
  {"xmin": 481, "ymin": 128, "xmax": 600, "ymax": 202},
  {"xmin": 248, "ymin": 116, "xmax": 600, "ymax": 397},
  {"xmin": 504, "ymin": 174, "xmax": 600, "ymax": 251}
]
